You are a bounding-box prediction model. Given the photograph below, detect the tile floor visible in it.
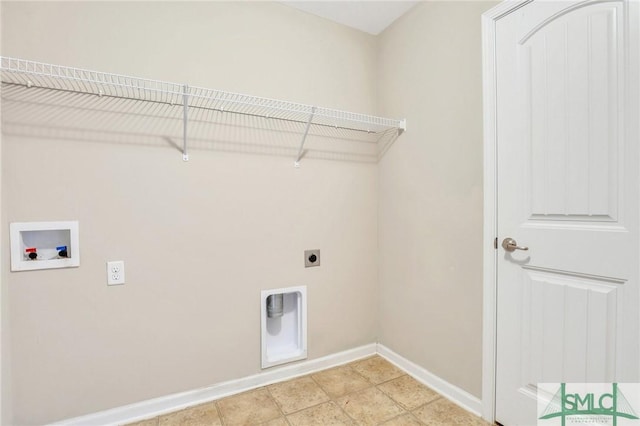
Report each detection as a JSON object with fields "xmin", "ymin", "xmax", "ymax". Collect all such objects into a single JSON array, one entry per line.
[{"xmin": 126, "ymin": 356, "xmax": 489, "ymax": 426}]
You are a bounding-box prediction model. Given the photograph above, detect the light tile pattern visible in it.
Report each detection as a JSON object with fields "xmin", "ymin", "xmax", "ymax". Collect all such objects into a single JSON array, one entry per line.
[
  {"xmin": 158, "ymin": 401, "xmax": 221, "ymax": 426},
  {"xmin": 336, "ymin": 387, "xmax": 404, "ymax": 424},
  {"xmin": 268, "ymin": 376, "xmax": 330, "ymax": 414},
  {"xmin": 124, "ymin": 356, "xmax": 489, "ymax": 426},
  {"xmin": 350, "ymin": 356, "xmax": 404, "ymax": 385},
  {"xmin": 127, "ymin": 419, "xmax": 159, "ymax": 426},
  {"xmin": 311, "ymin": 364, "xmax": 371, "ymax": 398},
  {"xmin": 377, "ymin": 375, "xmax": 440, "ymax": 410},
  {"xmin": 217, "ymin": 389, "xmax": 281, "ymax": 425},
  {"xmin": 286, "ymin": 401, "xmax": 353, "ymax": 425}
]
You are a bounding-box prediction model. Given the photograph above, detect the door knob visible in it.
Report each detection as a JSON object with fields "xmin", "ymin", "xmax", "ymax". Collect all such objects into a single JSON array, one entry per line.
[{"xmin": 502, "ymin": 237, "xmax": 528, "ymax": 252}]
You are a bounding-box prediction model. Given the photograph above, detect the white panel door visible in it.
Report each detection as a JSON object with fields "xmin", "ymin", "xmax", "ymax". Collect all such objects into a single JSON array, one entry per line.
[{"xmin": 495, "ymin": 1, "xmax": 639, "ymax": 424}]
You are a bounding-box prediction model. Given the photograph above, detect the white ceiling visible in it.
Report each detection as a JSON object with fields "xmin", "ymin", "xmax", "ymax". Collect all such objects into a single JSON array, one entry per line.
[{"xmin": 281, "ymin": 1, "xmax": 419, "ymax": 35}]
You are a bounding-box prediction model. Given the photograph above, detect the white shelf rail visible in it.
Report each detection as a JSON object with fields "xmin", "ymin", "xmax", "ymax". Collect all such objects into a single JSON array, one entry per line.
[{"xmin": 0, "ymin": 57, "xmax": 406, "ymax": 164}]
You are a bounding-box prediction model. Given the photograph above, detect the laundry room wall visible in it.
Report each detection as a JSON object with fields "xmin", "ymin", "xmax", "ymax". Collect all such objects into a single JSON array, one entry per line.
[
  {"xmin": 376, "ymin": 1, "xmax": 497, "ymax": 400},
  {"xmin": 1, "ymin": 2, "xmax": 379, "ymax": 424},
  {"xmin": 0, "ymin": 2, "xmax": 7, "ymax": 424}
]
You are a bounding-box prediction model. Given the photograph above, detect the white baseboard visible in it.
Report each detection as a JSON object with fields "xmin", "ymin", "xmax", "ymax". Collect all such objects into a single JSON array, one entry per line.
[
  {"xmin": 376, "ymin": 343, "xmax": 483, "ymax": 417},
  {"xmin": 53, "ymin": 343, "xmax": 483, "ymax": 425},
  {"xmin": 51, "ymin": 343, "xmax": 377, "ymax": 426}
]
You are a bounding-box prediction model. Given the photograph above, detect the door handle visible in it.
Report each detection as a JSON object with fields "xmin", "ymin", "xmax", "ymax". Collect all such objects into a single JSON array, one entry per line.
[{"xmin": 502, "ymin": 237, "xmax": 529, "ymax": 252}]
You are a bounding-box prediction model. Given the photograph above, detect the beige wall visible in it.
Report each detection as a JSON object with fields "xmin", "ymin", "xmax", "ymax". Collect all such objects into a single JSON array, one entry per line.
[
  {"xmin": 1, "ymin": 2, "xmax": 378, "ymax": 424},
  {"xmin": 377, "ymin": 1, "xmax": 496, "ymax": 399},
  {"xmin": 0, "ymin": 2, "xmax": 7, "ymax": 424},
  {"xmin": 1, "ymin": 0, "xmax": 497, "ymax": 423}
]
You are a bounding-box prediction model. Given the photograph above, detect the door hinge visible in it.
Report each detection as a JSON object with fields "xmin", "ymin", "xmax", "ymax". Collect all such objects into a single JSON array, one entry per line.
[{"xmin": 494, "ymin": 237, "xmax": 498, "ymax": 249}]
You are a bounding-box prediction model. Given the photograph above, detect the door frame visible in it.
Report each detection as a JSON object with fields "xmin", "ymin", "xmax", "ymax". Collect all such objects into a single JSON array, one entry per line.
[{"xmin": 481, "ymin": 0, "xmax": 533, "ymax": 422}]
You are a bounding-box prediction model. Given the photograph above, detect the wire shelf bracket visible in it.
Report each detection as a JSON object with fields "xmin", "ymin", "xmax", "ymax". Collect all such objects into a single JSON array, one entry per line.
[
  {"xmin": 398, "ymin": 119, "xmax": 407, "ymax": 134},
  {"xmin": 0, "ymin": 57, "xmax": 407, "ymax": 164},
  {"xmin": 182, "ymin": 84, "xmax": 189, "ymax": 161},
  {"xmin": 294, "ymin": 106, "xmax": 316, "ymax": 168}
]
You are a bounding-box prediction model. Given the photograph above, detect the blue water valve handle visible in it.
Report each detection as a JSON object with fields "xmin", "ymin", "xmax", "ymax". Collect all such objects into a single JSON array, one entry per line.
[{"xmin": 57, "ymin": 246, "xmax": 68, "ymax": 258}]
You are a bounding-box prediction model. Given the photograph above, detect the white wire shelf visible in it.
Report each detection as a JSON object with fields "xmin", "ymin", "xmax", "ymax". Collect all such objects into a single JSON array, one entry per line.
[{"xmin": 0, "ymin": 57, "xmax": 406, "ymax": 164}]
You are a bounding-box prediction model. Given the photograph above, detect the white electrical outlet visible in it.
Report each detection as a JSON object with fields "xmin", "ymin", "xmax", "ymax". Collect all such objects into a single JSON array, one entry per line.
[{"xmin": 107, "ymin": 261, "xmax": 125, "ymax": 285}]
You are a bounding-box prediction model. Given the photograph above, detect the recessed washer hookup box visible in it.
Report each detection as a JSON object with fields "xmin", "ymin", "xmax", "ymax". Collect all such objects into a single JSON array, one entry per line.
[{"xmin": 10, "ymin": 221, "xmax": 80, "ymax": 271}]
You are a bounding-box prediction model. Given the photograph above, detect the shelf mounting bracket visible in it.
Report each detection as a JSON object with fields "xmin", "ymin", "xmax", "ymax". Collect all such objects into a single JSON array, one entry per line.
[
  {"xmin": 398, "ymin": 118, "xmax": 407, "ymax": 135},
  {"xmin": 182, "ymin": 84, "xmax": 189, "ymax": 161},
  {"xmin": 294, "ymin": 106, "xmax": 316, "ymax": 168}
]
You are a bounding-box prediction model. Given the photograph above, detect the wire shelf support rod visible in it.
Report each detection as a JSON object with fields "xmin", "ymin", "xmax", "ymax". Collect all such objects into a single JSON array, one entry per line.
[
  {"xmin": 294, "ymin": 106, "xmax": 317, "ymax": 168},
  {"xmin": 183, "ymin": 84, "xmax": 189, "ymax": 161}
]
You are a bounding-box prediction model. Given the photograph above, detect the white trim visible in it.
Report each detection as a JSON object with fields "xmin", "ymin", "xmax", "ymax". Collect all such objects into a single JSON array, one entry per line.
[
  {"xmin": 481, "ymin": 1, "xmax": 533, "ymax": 423},
  {"xmin": 481, "ymin": 5, "xmax": 499, "ymax": 423},
  {"xmin": 376, "ymin": 344, "xmax": 483, "ymax": 417},
  {"xmin": 50, "ymin": 343, "xmax": 376, "ymax": 426},
  {"xmin": 0, "ymin": 2, "xmax": 3, "ymax": 418},
  {"xmin": 51, "ymin": 343, "xmax": 490, "ymax": 425}
]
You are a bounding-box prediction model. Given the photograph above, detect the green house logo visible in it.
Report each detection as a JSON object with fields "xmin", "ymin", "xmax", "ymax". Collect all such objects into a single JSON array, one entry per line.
[{"xmin": 539, "ymin": 383, "xmax": 639, "ymax": 425}]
